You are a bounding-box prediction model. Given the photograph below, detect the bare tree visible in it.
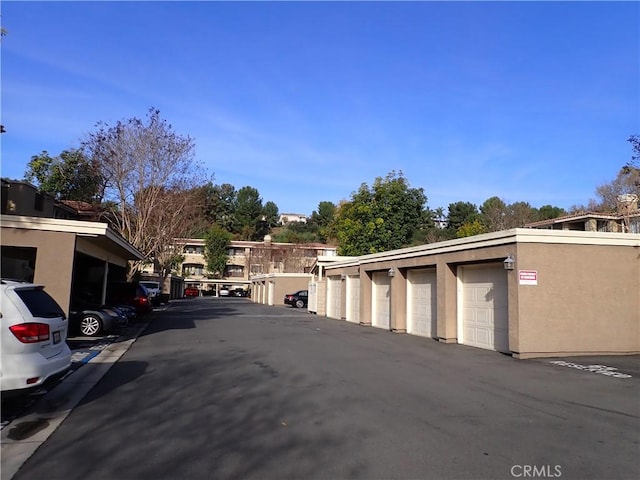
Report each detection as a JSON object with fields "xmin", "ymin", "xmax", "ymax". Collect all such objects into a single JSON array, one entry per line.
[
  {"xmin": 595, "ymin": 167, "xmax": 640, "ymax": 212},
  {"xmin": 83, "ymin": 108, "xmax": 210, "ymax": 284}
]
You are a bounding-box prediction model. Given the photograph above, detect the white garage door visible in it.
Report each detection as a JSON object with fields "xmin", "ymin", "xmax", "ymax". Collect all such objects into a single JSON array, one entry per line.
[
  {"xmin": 308, "ymin": 282, "xmax": 318, "ymax": 313},
  {"xmin": 268, "ymin": 281, "xmax": 275, "ymax": 306},
  {"xmin": 407, "ymin": 269, "xmax": 437, "ymax": 338},
  {"xmin": 346, "ymin": 275, "xmax": 360, "ymax": 324},
  {"xmin": 372, "ymin": 272, "xmax": 390, "ymax": 330},
  {"xmin": 327, "ymin": 276, "xmax": 342, "ymax": 319},
  {"xmin": 460, "ymin": 264, "xmax": 509, "ymax": 352}
]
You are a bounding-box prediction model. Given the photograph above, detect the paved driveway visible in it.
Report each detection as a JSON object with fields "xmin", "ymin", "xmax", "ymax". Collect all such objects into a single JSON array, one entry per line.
[{"xmin": 7, "ymin": 298, "xmax": 640, "ymax": 480}]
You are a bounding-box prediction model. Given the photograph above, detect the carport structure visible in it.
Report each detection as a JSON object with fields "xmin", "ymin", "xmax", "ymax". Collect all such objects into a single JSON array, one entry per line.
[
  {"xmin": 315, "ymin": 229, "xmax": 639, "ymax": 359},
  {"xmin": 1, "ymin": 215, "xmax": 144, "ymax": 315}
]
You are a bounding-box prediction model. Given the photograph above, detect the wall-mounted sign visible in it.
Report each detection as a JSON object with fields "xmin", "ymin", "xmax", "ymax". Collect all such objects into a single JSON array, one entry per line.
[{"xmin": 519, "ymin": 270, "xmax": 538, "ymax": 285}]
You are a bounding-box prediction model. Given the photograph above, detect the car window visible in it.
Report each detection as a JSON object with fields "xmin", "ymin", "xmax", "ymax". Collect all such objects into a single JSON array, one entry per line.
[
  {"xmin": 15, "ymin": 288, "xmax": 65, "ymax": 318},
  {"xmin": 137, "ymin": 285, "xmax": 149, "ymax": 296},
  {"xmin": 299, "ymin": 291, "xmax": 308, "ymax": 297}
]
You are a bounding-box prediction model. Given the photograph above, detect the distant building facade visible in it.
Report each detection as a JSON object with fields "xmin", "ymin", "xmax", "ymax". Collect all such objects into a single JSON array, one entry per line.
[
  {"xmin": 525, "ymin": 195, "xmax": 639, "ymax": 234},
  {"xmin": 175, "ymin": 234, "xmax": 337, "ymax": 295},
  {"xmin": 278, "ymin": 213, "xmax": 308, "ymax": 224}
]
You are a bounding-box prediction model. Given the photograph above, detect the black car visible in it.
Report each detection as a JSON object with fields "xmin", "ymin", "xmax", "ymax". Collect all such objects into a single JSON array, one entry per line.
[
  {"xmin": 69, "ymin": 306, "xmax": 128, "ymax": 337},
  {"xmin": 69, "ymin": 290, "xmax": 130, "ymax": 336},
  {"xmin": 284, "ymin": 290, "xmax": 308, "ymax": 308}
]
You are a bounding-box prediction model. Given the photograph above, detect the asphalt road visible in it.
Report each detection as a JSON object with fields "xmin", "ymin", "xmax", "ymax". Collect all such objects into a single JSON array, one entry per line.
[{"xmin": 9, "ymin": 297, "xmax": 640, "ymax": 480}]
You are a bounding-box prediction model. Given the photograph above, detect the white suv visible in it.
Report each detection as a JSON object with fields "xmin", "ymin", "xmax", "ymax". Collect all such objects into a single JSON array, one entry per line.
[
  {"xmin": 139, "ymin": 281, "xmax": 160, "ymax": 304},
  {"xmin": 1, "ymin": 280, "xmax": 72, "ymax": 394}
]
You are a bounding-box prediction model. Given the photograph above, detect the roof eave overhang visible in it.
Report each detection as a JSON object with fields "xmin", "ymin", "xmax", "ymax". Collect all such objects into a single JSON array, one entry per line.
[
  {"xmin": 1, "ymin": 215, "xmax": 145, "ymax": 261},
  {"xmin": 321, "ymin": 228, "xmax": 640, "ymax": 271}
]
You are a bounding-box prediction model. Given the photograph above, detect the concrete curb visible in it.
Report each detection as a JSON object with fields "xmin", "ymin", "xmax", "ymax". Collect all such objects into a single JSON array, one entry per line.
[{"xmin": 0, "ymin": 318, "xmax": 151, "ymax": 480}]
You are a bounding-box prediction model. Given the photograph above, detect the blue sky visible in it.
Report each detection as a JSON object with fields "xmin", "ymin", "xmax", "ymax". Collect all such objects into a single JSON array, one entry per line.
[{"xmin": 1, "ymin": 1, "xmax": 638, "ymax": 216}]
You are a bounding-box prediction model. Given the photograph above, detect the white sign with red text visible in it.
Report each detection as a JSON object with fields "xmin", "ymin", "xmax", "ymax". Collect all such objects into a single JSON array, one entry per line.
[{"xmin": 519, "ymin": 270, "xmax": 538, "ymax": 285}]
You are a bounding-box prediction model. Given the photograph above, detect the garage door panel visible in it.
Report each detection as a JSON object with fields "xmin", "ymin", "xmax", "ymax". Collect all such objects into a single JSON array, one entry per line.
[
  {"xmin": 461, "ymin": 265, "xmax": 509, "ymax": 353},
  {"xmin": 327, "ymin": 277, "xmax": 342, "ymax": 319},
  {"xmin": 407, "ymin": 269, "xmax": 436, "ymax": 338},
  {"xmin": 346, "ymin": 276, "xmax": 360, "ymax": 323},
  {"xmin": 372, "ymin": 272, "xmax": 390, "ymax": 329}
]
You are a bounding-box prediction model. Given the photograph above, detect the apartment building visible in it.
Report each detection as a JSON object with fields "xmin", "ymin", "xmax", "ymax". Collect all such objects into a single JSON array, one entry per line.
[
  {"xmin": 524, "ymin": 194, "xmax": 639, "ymax": 233},
  {"xmin": 177, "ymin": 234, "xmax": 337, "ymax": 295}
]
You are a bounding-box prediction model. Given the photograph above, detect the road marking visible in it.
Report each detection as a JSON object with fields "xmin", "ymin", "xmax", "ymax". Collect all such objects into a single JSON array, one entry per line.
[
  {"xmin": 549, "ymin": 361, "xmax": 632, "ymax": 378},
  {"xmin": 71, "ymin": 351, "xmax": 100, "ymax": 364}
]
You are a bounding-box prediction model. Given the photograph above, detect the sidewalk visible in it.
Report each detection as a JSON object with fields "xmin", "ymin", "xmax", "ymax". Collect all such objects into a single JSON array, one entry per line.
[{"xmin": 0, "ymin": 311, "xmax": 156, "ymax": 480}]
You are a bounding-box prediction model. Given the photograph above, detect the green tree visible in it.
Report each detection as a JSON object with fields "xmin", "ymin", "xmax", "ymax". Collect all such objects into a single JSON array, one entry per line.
[
  {"xmin": 537, "ymin": 205, "xmax": 565, "ymax": 221},
  {"xmin": 234, "ymin": 186, "xmax": 264, "ymax": 240},
  {"xmin": 210, "ymin": 183, "xmax": 237, "ymax": 230},
  {"xmin": 192, "ymin": 182, "xmax": 237, "ymax": 235},
  {"xmin": 506, "ymin": 201, "xmax": 539, "ymax": 227},
  {"xmin": 309, "ymin": 201, "xmax": 337, "ymax": 242},
  {"xmin": 479, "ymin": 197, "xmax": 508, "ymax": 232},
  {"xmin": 271, "ymin": 224, "xmax": 316, "ymax": 244},
  {"xmin": 203, "ymin": 224, "xmax": 233, "ymax": 278},
  {"xmin": 446, "ymin": 201, "xmax": 479, "ymax": 233},
  {"xmin": 331, "ymin": 171, "xmax": 428, "ymax": 255},
  {"xmin": 262, "ymin": 201, "xmax": 280, "ymax": 228},
  {"xmin": 457, "ymin": 219, "xmax": 489, "ymax": 238},
  {"xmin": 24, "ymin": 149, "xmax": 104, "ymax": 202}
]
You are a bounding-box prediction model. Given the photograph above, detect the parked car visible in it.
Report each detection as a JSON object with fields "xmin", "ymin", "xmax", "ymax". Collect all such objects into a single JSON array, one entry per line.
[
  {"xmin": 0, "ymin": 280, "xmax": 72, "ymax": 395},
  {"xmin": 69, "ymin": 306, "xmax": 127, "ymax": 337},
  {"xmin": 219, "ymin": 288, "xmax": 230, "ymax": 297},
  {"xmin": 232, "ymin": 288, "xmax": 248, "ymax": 297},
  {"xmin": 72, "ymin": 290, "xmax": 137, "ymax": 326},
  {"xmin": 139, "ymin": 281, "xmax": 161, "ymax": 305},
  {"xmin": 111, "ymin": 304, "xmax": 137, "ymax": 323},
  {"xmin": 284, "ymin": 290, "xmax": 308, "ymax": 308},
  {"xmin": 184, "ymin": 287, "xmax": 199, "ymax": 297},
  {"xmin": 106, "ymin": 282, "xmax": 153, "ymax": 315}
]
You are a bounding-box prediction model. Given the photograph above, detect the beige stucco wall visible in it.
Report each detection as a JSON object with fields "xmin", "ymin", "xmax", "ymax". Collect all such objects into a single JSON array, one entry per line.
[
  {"xmin": 251, "ymin": 275, "xmax": 311, "ymax": 306},
  {"xmin": 320, "ymin": 233, "xmax": 639, "ymax": 359},
  {"xmin": 76, "ymin": 237, "xmax": 129, "ymax": 268},
  {"xmin": 513, "ymin": 243, "xmax": 640, "ymax": 358},
  {"xmin": 272, "ymin": 276, "xmax": 310, "ymax": 306},
  {"xmin": 2, "ymin": 228, "xmax": 76, "ymax": 314}
]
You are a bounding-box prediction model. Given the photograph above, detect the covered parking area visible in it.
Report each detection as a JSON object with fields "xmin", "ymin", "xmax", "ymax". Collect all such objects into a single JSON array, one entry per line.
[{"xmin": 1, "ymin": 215, "xmax": 144, "ymax": 315}]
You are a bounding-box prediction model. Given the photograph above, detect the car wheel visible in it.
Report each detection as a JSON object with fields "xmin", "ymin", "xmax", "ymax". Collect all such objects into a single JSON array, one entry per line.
[
  {"xmin": 80, "ymin": 315, "xmax": 103, "ymax": 337},
  {"xmin": 295, "ymin": 299, "xmax": 305, "ymax": 309}
]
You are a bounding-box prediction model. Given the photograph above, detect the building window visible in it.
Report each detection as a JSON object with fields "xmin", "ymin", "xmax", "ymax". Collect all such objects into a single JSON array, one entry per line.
[
  {"xmin": 184, "ymin": 245, "xmax": 203, "ymax": 255},
  {"xmin": 1, "ymin": 246, "xmax": 37, "ymax": 282},
  {"xmin": 225, "ymin": 265, "xmax": 244, "ymax": 278},
  {"xmin": 250, "ymin": 264, "xmax": 263, "ymax": 274},
  {"xmin": 183, "ymin": 263, "xmax": 204, "ymax": 276}
]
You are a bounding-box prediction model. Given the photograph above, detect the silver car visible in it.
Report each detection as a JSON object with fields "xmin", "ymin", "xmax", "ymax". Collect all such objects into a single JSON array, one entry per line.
[{"xmin": 0, "ymin": 280, "xmax": 72, "ymax": 394}]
